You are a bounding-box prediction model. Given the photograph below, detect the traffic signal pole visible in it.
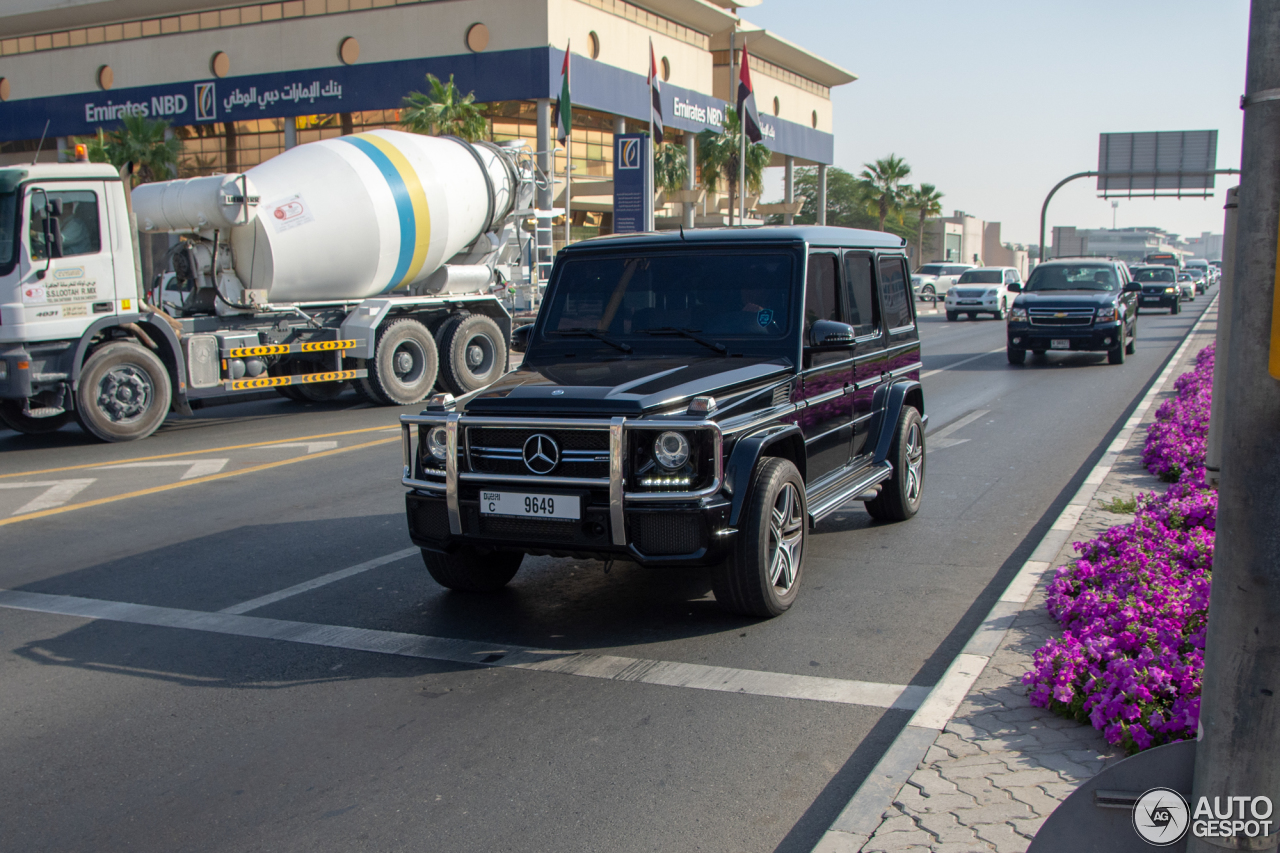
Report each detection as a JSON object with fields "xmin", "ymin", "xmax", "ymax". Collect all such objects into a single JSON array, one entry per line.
[{"xmin": 1188, "ymin": 2, "xmax": 1280, "ymax": 850}]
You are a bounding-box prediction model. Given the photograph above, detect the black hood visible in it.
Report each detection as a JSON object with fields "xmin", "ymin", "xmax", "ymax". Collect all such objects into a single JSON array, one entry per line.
[
  {"xmin": 1014, "ymin": 290, "xmax": 1118, "ymax": 308},
  {"xmin": 463, "ymin": 355, "xmax": 792, "ymax": 416}
]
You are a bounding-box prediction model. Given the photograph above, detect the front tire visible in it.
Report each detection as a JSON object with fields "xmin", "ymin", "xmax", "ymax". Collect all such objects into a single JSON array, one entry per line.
[
  {"xmin": 435, "ymin": 313, "xmax": 507, "ymax": 396},
  {"xmin": 946, "ymin": 310, "xmax": 958, "ymax": 322},
  {"xmin": 1125, "ymin": 321, "xmax": 1137, "ymax": 355},
  {"xmin": 363, "ymin": 318, "xmax": 439, "ymax": 405},
  {"xmin": 422, "ymin": 546, "xmax": 523, "ymax": 592},
  {"xmin": 711, "ymin": 457, "xmax": 806, "ymax": 618},
  {"xmin": 1171, "ymin": 302, "xmax": 1181, "ymax": 315},
  {"xmin": 0, "ymin": 401, "xmax": 73, "ymax": 435},
  {"xmin": 1007, "ymin": 346, "xmax": 1026, "ymax": 364},
  {"xmin": 75, "ymin": 341, "xmax": 171, "ymax": 442},
  {"xmin": 1108, "ymin": 337, "xmax": 1126, "ymax": 364},
  {"xmin": 865, "ymin": 407, "xmax": 925, "ymax": 522},
  {"xmin": 994, "ymin": 297, "xmax": 1008, "ymax": 320}
]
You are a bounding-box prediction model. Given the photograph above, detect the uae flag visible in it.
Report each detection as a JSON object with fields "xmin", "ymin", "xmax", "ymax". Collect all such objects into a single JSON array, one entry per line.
[
  {"xmin": 648, "ymin": 39, "xmax": 664, "ymax": 145},
  {"xmin": 736, "ymin": 43, "xmax": 763, "ymax": 144},
  {"xmin": 553, "ymin": 44, "xmax": 571, "ymax": 143}
]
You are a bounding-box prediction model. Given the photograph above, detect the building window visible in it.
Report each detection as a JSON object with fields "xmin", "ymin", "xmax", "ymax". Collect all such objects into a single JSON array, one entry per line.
[
  {"xmin": 588, "ymin": 31, "xmax": 600, "ymax": 59},
  {"xmin": 465, "ymin": 24, "xmax": 488, "ymax": 53},
  {"xmin": 661, "ymin": 56, "xmax": 670, "ymax": 81},
  {"xmin": 773, "ymin": 96, "xmax": 780, "ymax": 116}
]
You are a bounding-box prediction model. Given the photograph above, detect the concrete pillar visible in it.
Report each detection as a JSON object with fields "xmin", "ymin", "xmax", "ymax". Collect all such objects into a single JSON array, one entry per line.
[
  {"xmin": 683, "ymin": 131, "xmax": 696, "ymax": 229},
  {"xmin": 536, "ymin": 98, "xmax": 552, "ymax": 210},
  {"xmin": 817, "ymin": 163, "xmax": 828, "ymax": 227},
  {"xmin": 55, "ymin": 137, "xmax": 67, "ymax": 162},
  {"xmin": 784, "ymin": 156, "xmax": 795, "ymax": 226},
  {"xmin": 614, "ymin": 116, "xmax": 626, "ymax": 135},
  {"xmin": 283, "ymin": 117, "xmax": 297, "ymax": 150}
]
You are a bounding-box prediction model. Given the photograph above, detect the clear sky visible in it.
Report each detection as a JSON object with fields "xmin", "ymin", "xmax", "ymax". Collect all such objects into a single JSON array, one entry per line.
[{"xmin": 747, "ymin": 0, "xmax": 1250, "ymax": 247}]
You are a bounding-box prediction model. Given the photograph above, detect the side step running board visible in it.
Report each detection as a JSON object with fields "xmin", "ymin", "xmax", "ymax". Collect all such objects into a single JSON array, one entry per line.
[{"xmin": 806, "ymin": 462, "xmax": 894, "ymax": 524}]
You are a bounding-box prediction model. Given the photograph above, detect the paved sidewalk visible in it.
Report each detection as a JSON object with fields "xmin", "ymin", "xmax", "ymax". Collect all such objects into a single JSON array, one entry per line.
[{"xmin": 857, "ymin": 304, "xmax": 1219, "ymax": 853}]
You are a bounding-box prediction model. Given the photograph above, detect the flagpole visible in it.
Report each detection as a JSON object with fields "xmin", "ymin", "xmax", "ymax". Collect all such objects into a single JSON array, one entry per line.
[
  {"xmin": 729, "ymin": 27, "xmax": 736, "ymax": 227},
  {"xmin": 565, "ymin": 136, "xmax": 572, "ymax": 246},
  {"xmin": 738, "ymin": 39, "xmax": 747, "ymax": 225}
]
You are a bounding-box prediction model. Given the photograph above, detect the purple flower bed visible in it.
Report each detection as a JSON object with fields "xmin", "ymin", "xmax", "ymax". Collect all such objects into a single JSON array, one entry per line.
[{"xmin": 1023, "ymin": 344, "xmax": 1216, "ymax": 754}]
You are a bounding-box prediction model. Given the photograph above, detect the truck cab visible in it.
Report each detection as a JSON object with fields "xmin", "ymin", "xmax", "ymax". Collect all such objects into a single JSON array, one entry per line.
[{"xmin": 400, "ymin": 226, "xmax": 927, "ymax": 617}]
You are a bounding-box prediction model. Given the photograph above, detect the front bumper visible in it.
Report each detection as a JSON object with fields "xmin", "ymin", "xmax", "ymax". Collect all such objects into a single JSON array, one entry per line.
[
  {"xmin": 1139, "ymin": 291, "xmax": 1178, "ymax": 309},
  {"xmin": 400, "ymin": 413, "xmax": 731, "ymax": 567},
  {"xmin": 1007, "ymin": 321, "xmax": 1123, "ymax": 352},
  {"xmin": 946, "ymin": 296, "xmax": 1002, "ymax": 313}
]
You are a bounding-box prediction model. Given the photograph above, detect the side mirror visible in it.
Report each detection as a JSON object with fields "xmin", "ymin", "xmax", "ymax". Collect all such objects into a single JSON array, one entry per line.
[
  {"xmin": 808, "ymin": 319, "xmax": 855, "ymax": 348},
  {"xmin": 511, "ymin": 323, "xmax": 533, "ymax": 353},
  {"xmin": 1124, "ymin": 282, "xmax": 1143, "ymax": 293},
  {"xmin": 1007, "ymin": 282, "xmax": 1022, "ymax": 293}
]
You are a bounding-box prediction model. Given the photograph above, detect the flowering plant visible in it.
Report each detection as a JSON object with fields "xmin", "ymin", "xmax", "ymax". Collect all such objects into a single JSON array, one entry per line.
[{"xmin": 1023, "ymin": 344, "xmax": 1216, "ymax": 754}]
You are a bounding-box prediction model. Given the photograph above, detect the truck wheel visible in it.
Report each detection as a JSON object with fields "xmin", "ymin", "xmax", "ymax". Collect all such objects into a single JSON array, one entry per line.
[
  {"xmin": 711, "ymin": 457, "xmax": 807, "ymax": 618},
  {"xmin": 0, "ymin": 401, "xmax": 73, "ymax": 435},
  {"xmin": 436, "ymin": 313, "xmax": 507, "ymax": 396},
  {"xmin": 276, "ymin": 385, "xmax": 306, "ymax": 402},
  {"xmin": 422, "ymin": 546, "xmax": 523, "ymax": 592},
  {"xmin": 75, "ymin": 341, "xmax": 172, "ymax": 442},
  {"xmin": 865, "ymin": 407, "xmax": 925, "ymax": 522},
  {"xmin": 365, "ymin": 318, "xmax": 439, "ymax": 405},
  {"xmin": 1007, "ymin": 346, "xmax": 1026, "ymax": 364}
]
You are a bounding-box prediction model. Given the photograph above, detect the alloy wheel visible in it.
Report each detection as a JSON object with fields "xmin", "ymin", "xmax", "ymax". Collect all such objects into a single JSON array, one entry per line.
[
  {"xmin": 768, "ymin": 483, "xmax": 804, "ymax": 594},
  {"xmin": 904, "ymin": 420, "xmax": 924, "ymax": 504}
]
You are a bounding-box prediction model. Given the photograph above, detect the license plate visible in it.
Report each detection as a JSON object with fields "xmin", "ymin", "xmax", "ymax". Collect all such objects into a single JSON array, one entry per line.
[
  {"xmin": 480, "ymin": 491, "xmax": 580, "ymax": 520},
  {"xmin": 958, "ymin": 300, "xmax": 980, "ymax": 305},
  {"xmin": 1051, "ymin": 339, "xmax": 1071, "ymax": 350},
  {"xmin": 1142, "ymin": 296, "xmax": 1159, "ymax": 302}
]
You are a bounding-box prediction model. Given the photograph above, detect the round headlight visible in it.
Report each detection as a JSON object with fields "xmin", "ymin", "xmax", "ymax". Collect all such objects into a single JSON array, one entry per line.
[
  {"xmin": 427, "ymin": 426, "xmax": 448, "ymax": 461},
  {"xmin": 653, "ymin": 431, "xmax": 691, "ymax": 470}
]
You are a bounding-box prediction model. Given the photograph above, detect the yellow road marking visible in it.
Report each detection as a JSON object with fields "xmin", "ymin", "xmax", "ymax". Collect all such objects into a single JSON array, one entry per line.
[
  {"xmin": 0, "ymin": 436, "xmax": 398, "ymax": 527},
  {"xmin": 0, "ymin": 425, "xmax": 399, "ymax": 480}
]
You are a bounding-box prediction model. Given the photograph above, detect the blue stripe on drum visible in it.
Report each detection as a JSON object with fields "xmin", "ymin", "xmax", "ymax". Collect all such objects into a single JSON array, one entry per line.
[{"xmin": 338, "ymin": 135, "xmax": 415, "ymax": 292}]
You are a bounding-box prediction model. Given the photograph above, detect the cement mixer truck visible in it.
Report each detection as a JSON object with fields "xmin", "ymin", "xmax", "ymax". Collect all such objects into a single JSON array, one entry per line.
[{"xmin": 0, "ymin": 130, "xmax": 544, "ymax": 441}]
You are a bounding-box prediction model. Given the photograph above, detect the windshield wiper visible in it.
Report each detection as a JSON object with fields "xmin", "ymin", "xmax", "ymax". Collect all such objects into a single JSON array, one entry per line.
[
  {"xmin": 640, "ymin": 327, "xmax": 728, "ymax": 354},
  {"xmin": 550, "ymin": 327, "xmax": 632, "ymax": 353}
]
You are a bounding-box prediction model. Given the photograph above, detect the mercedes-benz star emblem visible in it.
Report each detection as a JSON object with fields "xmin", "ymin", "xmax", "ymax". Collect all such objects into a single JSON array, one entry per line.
[{"xmin": 522, "ymin": 433, "xmax": 560, "ymax": 475}]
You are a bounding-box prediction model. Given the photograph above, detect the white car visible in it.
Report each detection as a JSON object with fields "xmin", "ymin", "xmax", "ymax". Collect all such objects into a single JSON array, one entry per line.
[
  {"xmin": 944, "ymin": 266, "xmax": 1023, "ymax": 321},
  {"xmin": 912, "ymin": 263, "xmax": 976, "ymax": 300}
]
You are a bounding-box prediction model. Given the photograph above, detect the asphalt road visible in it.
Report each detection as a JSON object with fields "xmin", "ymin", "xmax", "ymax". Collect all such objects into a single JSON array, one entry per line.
[{"xmin": 0, "ymin": 290, "xmax": 1215, "ymax": 853}]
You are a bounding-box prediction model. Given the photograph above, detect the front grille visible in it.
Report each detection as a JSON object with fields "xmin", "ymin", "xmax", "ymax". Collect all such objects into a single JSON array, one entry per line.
[
  {"xmin": 630, "ymin": 513, "xmax": 702, "ymax": 556},
  {"xmin": 1142, "ymin": 287, "xmax": 1171, "ymax": 296},
  {"xmin": 480, "ymin": 515, "xmax": 581, "ymax": 541},
  {"xmin": 951, "ymin": 289, "xmax": 987, "ymax": 299},
  {"xmin": 1028, "ymin": 309, "xmax": 1094, "ymax": 327},
  {"xmin": 466, "ymin": 426, "xmax": 610, "ymax": 478}
]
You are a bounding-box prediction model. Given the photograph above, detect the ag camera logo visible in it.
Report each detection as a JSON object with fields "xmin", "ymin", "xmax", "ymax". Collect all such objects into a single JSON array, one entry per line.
[{"xmin": 1133, "ymin": 788, "xmax": 1189, "ymax": 846}]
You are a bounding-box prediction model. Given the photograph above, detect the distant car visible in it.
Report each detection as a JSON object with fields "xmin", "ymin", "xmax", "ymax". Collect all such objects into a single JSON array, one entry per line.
[
  {"xmin": 911, "ymin": 263, "xmax": 975, "ymax": 300},
  {"xmin": 1177, "ymin": 273, "xmax": 1196, "ymax": 301},
  {"xmin": 1184, "ymin": 267, "xmax": 1208, "ymax": 294},
  {"xmin": 1005, "ymin": 259, "xmax": 1139, "ymax": 365},
  {"xmin": 1130, "ymin": 265, "xmax": 1181, "ymax": 314},
  {"xmin": 944, "ymin": 267, "xmax": 1023, "ymax": 320}
]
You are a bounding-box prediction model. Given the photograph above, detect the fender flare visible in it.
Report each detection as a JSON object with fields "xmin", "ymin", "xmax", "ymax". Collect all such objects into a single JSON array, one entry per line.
[
  {"xmin": 70, "ymin": 314, "xmax": 192, "ymax": 415},
  {"xmin": 724, "ymin": 424, "xmax": 806, "ymax": 528},
  {"xmin": 870, "ymin": 380, "xmax": 924, "ymax": 465}
]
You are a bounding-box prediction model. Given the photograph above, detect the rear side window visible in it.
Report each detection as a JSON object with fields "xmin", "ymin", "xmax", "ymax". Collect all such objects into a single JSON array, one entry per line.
[
  {"xmin": 804, "ymin": 252, "xmax": 840, "ymax": 335},
  {"xmin": 879, "ymin": 257, "xmax": 914, "ymax": 330},
  {"xmin": 843, "ymin": 253, "xmax": 880, "ymax": 337}
]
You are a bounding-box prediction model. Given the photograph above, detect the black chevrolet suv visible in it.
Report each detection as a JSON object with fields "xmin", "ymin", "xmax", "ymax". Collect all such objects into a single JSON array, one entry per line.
[
  {"xmin": 1005, "ymin": 258, "xmax": 1141, "ymax": 365},
  {"xmin": 400, "ymin": 227, "xmax": 926, "ymax": 617}
]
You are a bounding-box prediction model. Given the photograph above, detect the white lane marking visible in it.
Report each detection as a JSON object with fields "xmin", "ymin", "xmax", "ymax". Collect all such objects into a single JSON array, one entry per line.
[
  {"xmin": 927, "ymin": 409, "xmax": 989, "ymax": 449},
  {"xmin": 919, "ymin": 347, "xmax": 1006, "ymax": 380},
  {"xmin": 0, "ymin": 588, "xmax": 930, "ymax": 711},
  {"xmin": 253, "ymin": 441, "xmax": 339, "ymax": 454},
  {"xmin": 907, "ymin": 652, "xmax": 987, "ymax": 730},
  {"xmin": 0, "ymin": 479, "xmax": 97, "ymax": 514},
  {"xmin": 219, "ymin": 547, "xmax": 419, "ymax": 615},
  {"xmin": 94, "ymin": 459, "xmax": 230, "ymax": 480}
]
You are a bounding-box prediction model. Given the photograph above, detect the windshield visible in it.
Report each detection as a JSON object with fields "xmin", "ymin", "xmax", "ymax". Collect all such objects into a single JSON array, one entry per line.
[
  {"xmin": 0, "ymin": 190, "xmax": 16, "ymax": 273},
  {"xmin": 957, "ymin": 270, "xmax": 1002, "ymax": 284},
  {"xmin": 1134, "ymin": 268, "xmax": 1176, "ymax": 282},
  {"xmin": 539, "ymin": 251, "xmax": 795, "ymax": 347},
  {"xmin": 1025, "ymin": 264, "xmax": 1118, "ymax": 292},
  {"xmin": 916, "ymin": 264, "xmax": 945, "ymax": 276}
]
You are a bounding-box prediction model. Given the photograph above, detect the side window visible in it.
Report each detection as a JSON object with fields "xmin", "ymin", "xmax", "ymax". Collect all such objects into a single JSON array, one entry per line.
[
  {"xmin": 804, "ymin": 252, "xmax": 840, "ymax": 335},
  {"xmin": 28, "ymin": 190, "xmax": 101, "ymax": 260},
  {"xmin": 879, "ymin": 257, "xmax": 914, "ymax": 330},
  {"xmin": 843, "ymin": 253, "xmax": 880, "ymax": 337}
]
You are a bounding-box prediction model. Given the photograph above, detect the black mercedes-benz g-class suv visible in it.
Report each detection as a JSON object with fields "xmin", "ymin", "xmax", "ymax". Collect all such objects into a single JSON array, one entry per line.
[
  {"xmin": 400, "ymin": 227, "xmax": 926, "ymax": 617},
  {"xmin": 1005, "ymin": 258, "xmax": 1141, "ymax": 365}
]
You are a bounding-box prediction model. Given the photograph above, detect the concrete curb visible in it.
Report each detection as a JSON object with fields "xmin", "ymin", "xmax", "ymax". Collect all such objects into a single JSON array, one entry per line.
[{"xmin": 811, "ymin": 295, "xmax": 1221, "ymax": 853}]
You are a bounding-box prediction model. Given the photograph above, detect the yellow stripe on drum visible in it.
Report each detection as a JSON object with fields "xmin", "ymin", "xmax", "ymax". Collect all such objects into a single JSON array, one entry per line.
[{"xmin": 359, "ymin": 134, "xmax": 432, "ymax": 289}]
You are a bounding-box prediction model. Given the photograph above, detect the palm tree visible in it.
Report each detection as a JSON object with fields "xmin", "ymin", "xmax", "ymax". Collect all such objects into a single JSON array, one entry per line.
[
  {"xmin": 654, "ymin": 142, "xmax": 689, "ymax": 194},
  {"xmin": 902, "ymin": 182, "xmax": 944, "ymax": 267},
  {"xmin": 859, "ymin": 154, "xmax": 912, "ymax": 232},
  {"xmin": 80, "ymin": 115, "xmax": 182, "ymax": 185},
  {"xmin": 696, "ymin": 107, "xmax": 771, "ymax": 225},
  {"xmin": 400, "ymin": 73, "xmax": 487, "ymax": 141}
]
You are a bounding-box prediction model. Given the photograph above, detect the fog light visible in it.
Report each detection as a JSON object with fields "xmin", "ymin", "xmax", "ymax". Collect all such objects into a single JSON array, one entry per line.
[
  {"xmin": 1012, "ymin": 337, "xmax": 1022, "ymax": 344},
  {"xmin": 1104, "ymin": 337, "xmax": 1112, "ymax": 345}
]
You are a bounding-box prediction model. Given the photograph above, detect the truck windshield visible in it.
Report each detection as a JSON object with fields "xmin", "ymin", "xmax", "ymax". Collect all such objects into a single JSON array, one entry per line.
[
  {"xmin": 0, "ymin": 190, "xmax": 16, "ymax": 274},
  {"xmin": 1025, "ymin": 265, "xmax": 1118, "ymax": 292},
  {"xmin": 540, "ymin": 252, "xmax": 795, "ymax": 345}
]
